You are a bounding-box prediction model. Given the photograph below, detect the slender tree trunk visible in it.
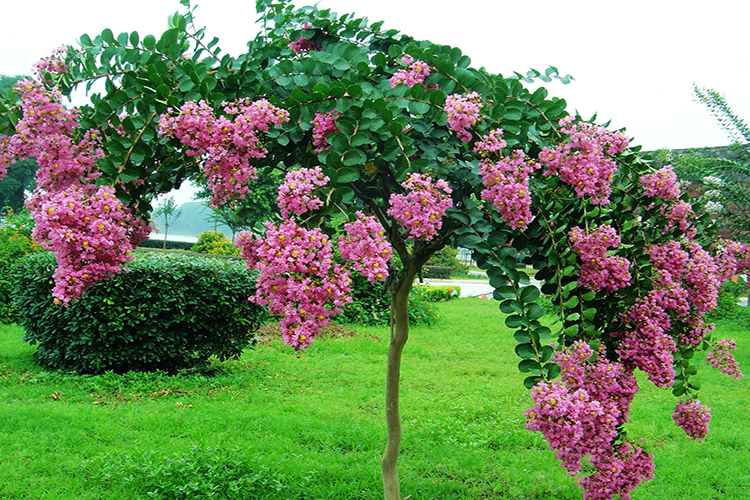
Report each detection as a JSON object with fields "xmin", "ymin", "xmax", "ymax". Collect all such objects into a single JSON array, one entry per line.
[
  {"xmin": 163, "ymin": 223, "xmax": 169, "ymax": 250},
  {"xmin": 382, "ymin": 265, "xmax": 416, "ymax": 500}
]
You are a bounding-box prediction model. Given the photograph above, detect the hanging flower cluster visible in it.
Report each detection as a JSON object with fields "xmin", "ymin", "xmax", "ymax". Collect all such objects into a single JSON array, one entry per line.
[
  {"xmin": 641, "ymin": 165, "xmax": 679, "ymax": 200},
  {"xmin": 661, "ymin": 200, "xmax": 696, "ymax": 238},
  {"xmin": 713, "ymin": 239, "xmax": 750, "ymax": 283},
  {"xmin": 672, "ymin": 399, "xmax": 712, "ymax": 441},
  {"xmin": 706, "ymin": 338, "xmax": 744, "ymax": 379},
  {"xmin": 479, "ymin": 149, "xmax": 539, "ymax": 230},
  {"xmin": 445, "ymin": 91, "xmax": 483, "ymax": 142},
  {"xmin": 310, "ymin": 110, "xmax": 340, "ymax": 152},
  {"xmin": 236, "ymin": 220, "xmax": 351, "ymax": 350},
  {"xmin": 569, "ymin": 225, "xmax": 631, "ymax": 292},
  {"xmin": 28, "ymin": 185, "xmax": 147, "ymax": 305},
  {"xmin": 338, "ymin": 211, "xmax": 392, "ymax": 282},
  {"xmin": 387, "ymin": 173, "xmax": 453, "ymax": 241},
  {"xmin": 526, "ymin": 341, "xmax": 652, "ymax": 499},
  {"xmin": 33, "ymin": 46, "xmax": 69, "ymax": 82},
  {"xmin": 277, "ymin": 166, "xmax": 329, "ymax": 219},
  {"xmin": 539, "ymin": 116, "xmax": 629, "ymax": 204},
  {"xmin": 389, "ymin": 55, "xmax": 431, "ymax": 88},
  {"xmin": 158, "ymin": 98, "xmax": 289, "ymax": 207}
]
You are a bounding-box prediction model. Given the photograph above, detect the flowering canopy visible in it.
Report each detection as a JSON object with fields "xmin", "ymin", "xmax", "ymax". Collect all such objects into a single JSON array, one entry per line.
[{"xmin": 0, "ymin": 1, "xmax": 747, "ymax": 499}]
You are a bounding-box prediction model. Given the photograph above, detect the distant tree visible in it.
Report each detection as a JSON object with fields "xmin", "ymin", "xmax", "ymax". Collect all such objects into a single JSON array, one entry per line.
[
  {"xmin": 0, "ymin": 157, "xmax": 38, "ymax": 212},
  {"xmin": 153, "ymin": 196, "xmax": 182, "ymax": 249}
]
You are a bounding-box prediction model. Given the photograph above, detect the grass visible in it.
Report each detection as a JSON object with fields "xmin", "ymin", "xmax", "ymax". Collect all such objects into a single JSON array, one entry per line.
[{"xmin": 0, "ymin": 299, "xmax": 748, "ymax": 499}]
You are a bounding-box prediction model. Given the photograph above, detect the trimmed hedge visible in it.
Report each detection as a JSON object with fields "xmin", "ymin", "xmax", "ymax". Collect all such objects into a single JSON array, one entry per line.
[
  {"xmin": 413, "ymin": 285, "xmax": 462, "ymax": 302},
  {"xmin": 422, "ymin": 266, "xmax": 452, "ymax": 279},
  {"xmin": 12, "ymin": 252, "xmax": 263, "ymax": 374},
  {"xmin": 138, "ymin": 239, "xmax": 195, "ymax": 251}
]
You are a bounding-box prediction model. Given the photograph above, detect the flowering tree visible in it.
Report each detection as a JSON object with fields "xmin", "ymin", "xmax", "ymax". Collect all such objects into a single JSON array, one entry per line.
[{"xmin": 0, "ymin": 1, "xmax": 747, "ymax": 498}]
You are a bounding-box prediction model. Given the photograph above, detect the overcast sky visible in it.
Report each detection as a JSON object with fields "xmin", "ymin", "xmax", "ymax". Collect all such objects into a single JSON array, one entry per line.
[{"xmin": 2, "ymin": 0, "xmax": 749, "ymax": 203}]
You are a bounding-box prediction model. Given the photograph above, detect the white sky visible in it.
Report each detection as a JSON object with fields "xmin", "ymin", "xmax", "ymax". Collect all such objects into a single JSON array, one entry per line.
[{"xmin": 2, "ymin": 0, "xmax": 749, "ymax": 204}]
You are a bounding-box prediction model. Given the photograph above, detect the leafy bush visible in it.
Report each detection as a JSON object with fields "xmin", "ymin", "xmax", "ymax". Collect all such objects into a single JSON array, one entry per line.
[
  {"xmin": 191, "ymin": 230, "xmax": 240, "ymax": 256},
  {"xmin": 12, "ymin": 252, "xmax": 263, "ymax": 374},
  {"xmin": 137, "ymin": 239, "xmax": 194, "ymax": 250},
  {"xmin": 708, "ymin": 279, "xmax": 748, "ymax": 320},
  {"xmin": 0, "ymin": 207, "xmax": 43, "ymax": 323},
  {"xmin": 422, "ymin": 266, "xmax": 452, "ymax": 279},
  {"xmin": 425, "ymin": 245, "xmax": 468, "ymax": 275},
  {"xmin": 413, "ymin": 285, "xmax": 461, "ymax": 302},
  {"xmin": 339, "ymin": 271, "xmax": 438, "ymax": 326}
]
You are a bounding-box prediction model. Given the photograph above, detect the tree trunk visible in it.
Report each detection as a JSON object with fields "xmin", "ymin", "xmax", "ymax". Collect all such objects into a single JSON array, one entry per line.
[
  {"xmin": 163, "ymin": 223, "xmax": 169, "ymax": 250},
  {"xmin": 382, "ymin": 265, "xmax": 416, "ymax": 500}
]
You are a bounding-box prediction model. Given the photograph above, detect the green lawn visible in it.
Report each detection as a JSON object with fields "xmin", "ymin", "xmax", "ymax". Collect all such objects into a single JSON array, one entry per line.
[{"xmin": 0, "ymin": 298, "xmax": 748, "ymax": 499}]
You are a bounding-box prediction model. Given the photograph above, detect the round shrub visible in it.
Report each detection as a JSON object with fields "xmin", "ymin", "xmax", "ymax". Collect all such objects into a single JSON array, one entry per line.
[
  {"xmin": 0, "ymin": 207, "xmax": 43, "ymax": 323},
  {"xmin": 191, "ymin": 231, "xmax": 240, "ymax": 256},
  {"xmin": 12, "ymin": 252, "xmax": 263, "ymax": 374}
]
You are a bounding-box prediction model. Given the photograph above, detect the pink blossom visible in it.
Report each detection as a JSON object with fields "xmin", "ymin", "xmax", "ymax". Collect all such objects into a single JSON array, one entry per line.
[
  {"xmin": 33, "ymin": 46, "xmax": 69, "ymax": 81},
  {"xmin": 569, "ymin": 225, "xmax": 631, "ymax": 292},
  {"xmin": 445, "ymin": 92, "xmax": 483, "ymax": 142},
  {"xmin": 277, "ymin": 166, "xmax": 329, "ymax": 219},
  {"xmin": 236, "ymin": 219, "xmax": 352, "ymax": 350},
  {"xmin": 539, "ymin": 117, "xmax": 629, "ymax": 205},
  {"xmin": 338, "ymin": 212, "xmax": 392, "ymax": 282},
  {"xmin": 389, "ymin": 59, "xmax": 431, "ymax": 88},
  {"xmin": 578, "ymin": 443, "xmax": 655, "ymax": 500},
  {"xmin": 661, "ymin": 200, "xmax": 696, "ymax": 238},
  {"xmin": 641, "ymin": 165, "xmax": 679, "ymax": 199},
  {"xmin": 289, "ymin": 36, "xmax": 323, "ymax": 54},
  {"xmin": 706, "ymin": 339, "xmax": 744, "ymax": 379},
  {"xmin": 310, "ymin": 110, "xmax": 340, "ymax": 152},
  {"xmin": 387, "ymin": 173, "xmax": 453, "ymax": 241},
  {"xmin": 158, "ymin": 99, "xmax": 289, "ymax": 207},
  {"xmin": 673, "ymin": 399, "xmax": 711, "ymax": 440},
  {"xmin": 473, "ymin": 128, "xmax": 507, "ymax": 155},
  {"xmin": 479, "ymin": 149, "xmax": 539, "ymax": 230}
]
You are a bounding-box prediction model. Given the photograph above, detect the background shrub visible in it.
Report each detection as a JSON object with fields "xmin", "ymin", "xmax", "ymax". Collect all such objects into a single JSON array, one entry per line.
[
  {"xmin": 413, "ymin": 285, "xmax": 462, "ymax": 302},
  {"xmin": 191, "ymin": 231, "xmax": 240, "ymax": 256},
  {"xmin": 0, "ymin": 207, "xmax": 43, "ymax": 323},
  {"xmin": 137, "ymin": 239, "xmax": 195, "ymax": 251},
  {"xmin": 425, "ymin": 245, "xmax": 467, "ymax": 276},
  {"xmin": 12, "ymin": 252, "xmax": 263, "ymax": 374},
  {"xmin": 338, "ymin": 271, "xmax": 438, "ymax": 326},
  {"xmin": 708, "ymin": 278, "xmax": 749, "ymax": 321},
  {"xmin": 422, "ymin": 266, "xmax": 452, "ymax": 279}
]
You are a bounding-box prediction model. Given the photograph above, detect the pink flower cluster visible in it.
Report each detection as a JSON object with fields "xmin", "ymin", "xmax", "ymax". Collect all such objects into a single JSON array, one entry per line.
[
  {"xmin": 661, "ymin": 200, "xmax": 696, "ymax": 238},
  {"xmin": 569, "ymin": 225, "xmax": 631, "ymax": 292},
  {"xmin": 389, "ymin": 57, "xmax": 431, "ymax": 88},
  {"xmin": 539, "ymin": 117, "xmax": 629, "ymax": 205},
  {"xmin": 28, "ymin": 185, "xmax": 148, "ymax": 305},
  {"xmin": 473, "ymin": 128, "xmax": 507, "ymax": 155},
  {"xmin": 33, "ymin": 46, "xmax": 69, "ymax": 82},
  {"xmin": 672, "ymin": 399, "xmax": 711, "ymax": 441},
  {"xmin": 445, "ymin": 92, "xmax": 483, "ymax": 142},
  {"xmin": 310, "ymin": 110, "xmax": 340, "ymax": 152},
  {"xmin": 236, "ymin": 219, "xmax": 351, "ymax": 350},
  {"xmin": 338, "ymin": 211, "xmax": 392, "ymax": 282},
  {"xmin": 158, "ymin": 98, "xmax": 289, "ymax": 207},
  {"xmin": 578, "ymin": 443, "xmax": 655, "ymax": 500},
  {"xmin": 713, "ymin": 239, "xmax": 750, "ymax": 283},
  {"xmin": 526, "ymin": 342, "xmax": 650, "ymax": 499},
  {"xmin": 706, "ymin": 339, "xmax": 744, "ymax": 379},
  {"xmin": 616, "ymin": 292, "xmax": 677, "ymax": 387},
  {"xmin": 7, "ymin": 80, "xmax": 101, "ymax": 192},
  {"xmin": 479, "ymin": 149, "xmax": 539, "ymax": 230},
  {"xmin": 387, "ymin": 173, "xmax": 453, "ymax": 241},
  {"xmin": 289, "ymin": 36, "xmax": 323, "ymax": 54},
  {"xmin": 277, "ymin": 166, "xmax": 329, "ymax": 219},
  {"xmin": 640, "ymin": 165, "xmax": 679, "ymax": 200}
]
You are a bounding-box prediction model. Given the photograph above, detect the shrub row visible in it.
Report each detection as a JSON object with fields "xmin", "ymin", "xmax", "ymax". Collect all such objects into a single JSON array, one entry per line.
[
  {"xmin": 12, "ymin": 252, "xmax": 264, "ymax": 374},
  {"xmin": 422, "ymin": 266, "xmax": 452, "ymax": 279},
  {"xmin": 413, "ymin": 285, "xmax": 462, "ymax": 302},
  {"xmin": 137, "ymin": 239, "xmax": 195, "ymax": 250}
]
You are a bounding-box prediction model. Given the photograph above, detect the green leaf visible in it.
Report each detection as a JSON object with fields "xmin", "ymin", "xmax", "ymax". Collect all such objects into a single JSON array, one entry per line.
[
  {"xmin": 337, "ymin": 167, "xmax": 359, "ymax": 183},
  {"xmin": 505, "ymin": 315, "xmax": 523, "ymax": 329},
  {"xmin": 543, "ymin": 362, "xmax": 561, "ymax": 379},
  {"xmin": 519, "ymin": 359, "xmax": 541, "ymax": 374},
  {"xmin": 523, "ymin": 376, "xmax": 543, "ymax": 389},
  {"xmin": 520, "ymin": 286, "xmax": 540, "ymax": 303},
  {"xmin": 342, "ymin": 149, "xmax": 366, "ymax": 166},
  {"xmin": 515, "ymin": 343, "xmax": 536, "ymax": 360}
]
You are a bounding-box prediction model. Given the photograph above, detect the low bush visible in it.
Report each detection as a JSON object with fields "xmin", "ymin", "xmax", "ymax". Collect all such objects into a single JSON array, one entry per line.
[
  {"xmin": 422, "ymin": 266, "xmax": 452, "ymax": 279},
  {"xmin": 137, "ymin": 239, "xmax": 194, "ymax": 251},
  {"xmin": 191, "ymin": 231, "xmax": 240, "ymax": 256},
  {"xmin": 425, "ymin": 245, "xmax": 468, "ymax": 276},
  {"xmin": 12, "ymin": 252, "xmax": 263, "ymax": 374},
  {"xmin": 414, "ymin": 285, "xmax": 461, "ymax": 302},
  {"xmin": 0, "ymin": 207, "xmax": 43, "ymax": 323},
  {"xmin": 708, "ymin": 278, "xmax": 749, "ymax": 321}
]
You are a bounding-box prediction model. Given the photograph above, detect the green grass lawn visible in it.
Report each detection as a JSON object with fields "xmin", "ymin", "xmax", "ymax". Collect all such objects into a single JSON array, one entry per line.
[{"xmin": 0, "ymin": 298, "xmax": 748, "ymax": 499}]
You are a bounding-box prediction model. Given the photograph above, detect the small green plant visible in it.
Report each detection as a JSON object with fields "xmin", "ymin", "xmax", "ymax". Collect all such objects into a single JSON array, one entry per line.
[
  {"xmin": 12, "ymin": 252, "xmax": 263, "ymax": 374},
  {"xmin": 191, "ymin": 231, "xmax": 240, "ymax": 256},
  {"xmin": 425, "ymin": 245, "xmax": 468, "ymax": 277},
  {"xmin": 0, "ymin": 206, "xmax": 43, "ymax": 323},
  {"xmin": 414, "ymin": 285, "xmax": 461, "ymax": 302}
]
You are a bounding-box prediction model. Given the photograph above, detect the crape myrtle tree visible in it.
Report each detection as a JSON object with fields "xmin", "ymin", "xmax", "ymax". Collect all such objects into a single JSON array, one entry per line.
[{"xmin": 0, "ymin": 1, "xmax": 748, "ymax": 498}]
